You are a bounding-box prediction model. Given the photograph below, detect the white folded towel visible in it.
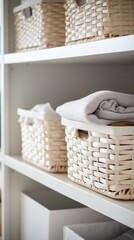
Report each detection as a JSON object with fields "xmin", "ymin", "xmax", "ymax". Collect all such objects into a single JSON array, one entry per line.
[
  {"xmin": 25, "ymin": 103, "xmax": 59, "ymax": 124},
  {"xmin": 56, "ymin": 90, "xmax": 134, "ymax": 125},
  {"xmin": 32, "ymin": 103, "xmax": 59, "ymax": 119}
]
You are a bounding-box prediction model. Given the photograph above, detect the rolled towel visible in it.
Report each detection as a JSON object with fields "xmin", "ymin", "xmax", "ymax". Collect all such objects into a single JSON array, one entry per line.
[{"xmin": 56, "ymin": 90, "xmax": 134, "ymax": 125}]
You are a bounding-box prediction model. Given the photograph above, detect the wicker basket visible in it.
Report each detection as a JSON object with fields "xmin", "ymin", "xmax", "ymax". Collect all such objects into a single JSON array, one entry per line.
[
  {"xmin": 62, "ymin": 118, "xmax": 134, "ymax": 200},
  {"xmin": 13, "ymin": 0, "xmax": 65, "ymax": 51},
  {"xmin": 65, "ymin": 0, "xmax": 134, "ymax": 45},
  {"xmin": 18, "ymin": 108, "xmax": 67, "ymax": 172}
]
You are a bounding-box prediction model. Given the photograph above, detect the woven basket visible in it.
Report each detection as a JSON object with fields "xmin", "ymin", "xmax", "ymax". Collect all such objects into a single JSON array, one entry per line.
[
  {"xmin": 65, "ymin": 0, "xmax": 134, "ymax": 45},
  {"xmin": 62, "ymin": 118, "xmax": 134, "ymax": 200},
  {"xmin": 18, "ymin": 109, "xmax": 67, "ymax": 173},
  {"xmin": 13, "ymin": 0, "xmax": 65, "ymax": 51}
]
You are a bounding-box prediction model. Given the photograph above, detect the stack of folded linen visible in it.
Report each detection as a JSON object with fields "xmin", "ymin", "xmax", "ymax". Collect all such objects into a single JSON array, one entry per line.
[{"xmin": 56, "ymin": 90, "xmax": 134, "ymax": 125}]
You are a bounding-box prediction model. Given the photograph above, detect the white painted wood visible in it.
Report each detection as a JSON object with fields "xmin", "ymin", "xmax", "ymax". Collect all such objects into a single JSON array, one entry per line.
[
  {"xmin": 5, "ymin": 155, "xmax": 134, "ymax": 229},
  {"xmin": 4, "ymin": 35, "xmax": 134, "ymax": 64}
]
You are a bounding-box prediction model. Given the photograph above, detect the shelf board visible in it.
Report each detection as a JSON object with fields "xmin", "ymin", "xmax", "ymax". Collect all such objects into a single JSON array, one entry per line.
[
  {"xmin": 4, "ymin": 35, "xmax": 134, "ymax": 64},
  {"xmin": 5, "ymin": 155, "xmax": 134, "ymax": 229}
]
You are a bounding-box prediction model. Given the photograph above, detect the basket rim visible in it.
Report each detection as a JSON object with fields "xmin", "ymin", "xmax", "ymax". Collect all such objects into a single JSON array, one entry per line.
[
  {"xmin": 13, "ymin": 0, "xmax": 64, "ymax": 13},
  {"xmin": 17, "ymin": 108, "xmax": 60, "ymax": 121},
  {"xmin": 62, "ymin": 117, "xmax": 134, "ymax": 136}
]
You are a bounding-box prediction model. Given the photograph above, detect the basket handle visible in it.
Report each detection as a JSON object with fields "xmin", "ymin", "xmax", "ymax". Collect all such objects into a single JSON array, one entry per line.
[
  {"xmin": 76, "ymin": 0, "xmax": 86, "ymax": 6},
  {"xmin": 75, "ymin": 129, "xmax": 89, "ymax": 140},
  {"xmin": 23, "ymin": 7, "xmax": 32, "ymax": 18}
]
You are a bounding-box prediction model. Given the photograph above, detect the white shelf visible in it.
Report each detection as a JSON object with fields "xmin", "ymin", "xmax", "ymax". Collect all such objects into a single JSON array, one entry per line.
[
  {"xmin": 4, "ymin": 35, "xmax": 134, "ymax": 64},
  {"xmin": 5, "ymin": 155, "xmax": 134, "ymax": 229}
]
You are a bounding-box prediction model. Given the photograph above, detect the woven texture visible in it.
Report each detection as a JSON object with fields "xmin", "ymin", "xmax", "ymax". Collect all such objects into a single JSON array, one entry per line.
[
  {"xmin": 14, "ymin": 2, "xmax": 65, "ymax": 51},
  {"xmin": 65, "ymin": 0, "xmax": 134, "ymax": 45},
  {"xmin": 19, "ymin": 117, "xmax": 67, "ymax": 172},
  {"xmin": 65, "ymin": 126, "xmax": 134, "ymax": 199}
]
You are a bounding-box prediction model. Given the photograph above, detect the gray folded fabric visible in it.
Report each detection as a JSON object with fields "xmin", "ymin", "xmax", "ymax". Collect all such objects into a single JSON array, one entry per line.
[{"xmin": 56, "ymin": 90, "xmax": 134, "ymax": 125}]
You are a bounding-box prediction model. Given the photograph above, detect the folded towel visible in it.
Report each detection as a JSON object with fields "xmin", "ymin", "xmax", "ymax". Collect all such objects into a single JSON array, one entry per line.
[
  {"xmin": 56, "ymin": 90, "xmax": 134, "ymax": 125},
  {"xmin": 32, "ymin": 103, "xmax": 59, "ymax": 119},
  {"xmin": 25, "ymin": 103, "xmax": 59, "ymax": 124}
]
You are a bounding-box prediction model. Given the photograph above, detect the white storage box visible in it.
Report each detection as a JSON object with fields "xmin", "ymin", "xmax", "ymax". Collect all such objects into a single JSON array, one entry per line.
[
  {"xmin": 18, "ymin": 108, "xmax": 67, "ymax": 173},
  {"xmin": 62, "ymin": 118, "xmax": 134, "ymax": 200},
  {"xmin": 21, "ymin": 189, "xmax": 109, "ymax": 240},
  {"xmin": 63, "ymin": 221, "xmax": 129, "ymax": 240}
]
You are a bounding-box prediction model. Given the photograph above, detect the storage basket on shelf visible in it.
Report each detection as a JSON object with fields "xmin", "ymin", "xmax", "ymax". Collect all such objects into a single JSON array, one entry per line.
[
  {"xmin": 13, "ymin": 0, "xmax": 65, "ymax": 52},
  {"xmin": 62, "ymin": 118, "xmax": 134, "ymax": 200},
  {"xmin": 17, "ymin": 108, "xmax": 67, "ymax": 172},
  {"xmin": 65, "ymin": 0, "xmax": 134, "ymax": 45}
]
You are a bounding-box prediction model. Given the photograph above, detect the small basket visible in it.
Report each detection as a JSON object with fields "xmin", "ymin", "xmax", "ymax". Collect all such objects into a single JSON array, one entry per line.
[
  {"xmin": 65, "ymin": 0, "xmax": 134, "ymax": 45},
  {"xmin": 62, "ymin": 118, "xmax": 134, "ymax": 200},
  {"xmin": 13, "ymin": 0, "xmax": 65, "ymax": 51},
  {"xmin": 18, "ymin": 108, "xmax": 67, "ymax": 173}
]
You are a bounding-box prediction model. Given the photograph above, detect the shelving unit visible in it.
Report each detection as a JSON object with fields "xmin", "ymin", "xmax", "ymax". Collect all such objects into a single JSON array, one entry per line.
[{"xmin": 0, "ymin": 0, "xmax": 134, "ymax": 239}]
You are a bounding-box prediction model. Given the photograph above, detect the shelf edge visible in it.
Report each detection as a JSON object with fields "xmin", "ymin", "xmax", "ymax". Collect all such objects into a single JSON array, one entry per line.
[{"xmin": 4, "ymin": 155, "xmax": 134, "ymax": 229}]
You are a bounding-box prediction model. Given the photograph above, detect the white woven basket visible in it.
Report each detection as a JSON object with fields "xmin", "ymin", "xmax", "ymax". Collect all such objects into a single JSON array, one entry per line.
[
  {"xmin": 13, "ymin": 0, "xmax": 65, "ymax": 51},
  {"xmin": 18, "ymin": 109, "xmax": 67, "ymax": 173},
  {"xmin": 65, "ymin": 0, "xmax": 134, "ymax": 45},
  {"xmin": 62, "ymin": 118, "xmax": 134, "ymax": 200}
]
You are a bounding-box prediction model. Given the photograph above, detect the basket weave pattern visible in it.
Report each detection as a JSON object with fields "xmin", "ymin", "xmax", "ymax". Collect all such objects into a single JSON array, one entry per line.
[
  {"xmin": 14, "ymin": 2, "xmax": 65, "ymax": 51},
  {"xmin": 65, "ymin": 0, "xmax": 134, "ymax": 45},
  {"xmin": 19, "ymin": 117, "xmax": 67, "ymax": 172},
  {"xmin": 65, "ymin": 127, "xmax": 134, "ymax": 199}
]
